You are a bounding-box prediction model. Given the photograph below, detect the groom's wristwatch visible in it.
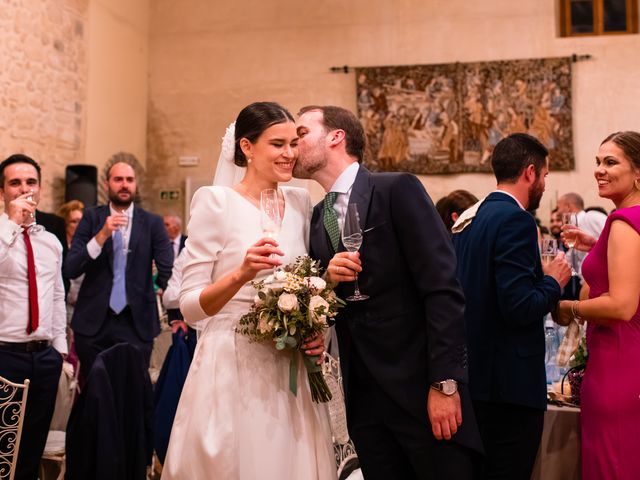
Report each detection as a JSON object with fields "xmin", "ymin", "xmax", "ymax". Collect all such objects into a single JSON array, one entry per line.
[{"xmin": 430, "ymin": 379, "xmax": 458, "ymax": 396}]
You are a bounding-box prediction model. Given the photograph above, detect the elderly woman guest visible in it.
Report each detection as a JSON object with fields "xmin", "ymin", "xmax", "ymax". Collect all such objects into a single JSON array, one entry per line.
[
  {"xmin": 58, "ymin": 200, "xmax": 84, "ymax": 248},
  {"xmin": 557, "ymin": 131, "xmax": 640, "ymax": 480}
]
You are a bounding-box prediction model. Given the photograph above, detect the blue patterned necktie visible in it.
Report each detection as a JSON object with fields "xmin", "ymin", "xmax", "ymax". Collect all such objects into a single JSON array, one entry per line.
[
  {"xmin": 109, "ymin": 230, "xmax": 127, "ymax": 313},
  {"xmin": 323, "ymin": 192, "xmax": 340, "ymax": 253}
]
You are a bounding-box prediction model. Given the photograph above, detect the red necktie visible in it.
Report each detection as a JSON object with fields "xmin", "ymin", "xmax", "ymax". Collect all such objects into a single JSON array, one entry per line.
[{"xmin": 22, "ymin": 229, "xmax": 39, "ymax": 334}]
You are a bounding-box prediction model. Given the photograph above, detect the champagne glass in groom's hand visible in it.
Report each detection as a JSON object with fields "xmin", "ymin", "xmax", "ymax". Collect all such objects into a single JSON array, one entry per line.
[{"xmin": 342, "ymin": 204, "xmax": 369, "ymax": 301}]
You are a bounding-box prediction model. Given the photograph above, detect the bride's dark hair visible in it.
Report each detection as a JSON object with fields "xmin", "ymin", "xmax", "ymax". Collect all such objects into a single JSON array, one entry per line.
[{"xmin": 234, "ymin": 102, "xmax": 294, "ymax": 167}]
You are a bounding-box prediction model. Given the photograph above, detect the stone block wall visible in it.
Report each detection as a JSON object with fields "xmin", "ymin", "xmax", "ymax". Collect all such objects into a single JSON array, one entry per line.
[{"xmin": 0, "ymin": 0, "xmax": 88, "ymax": 212}]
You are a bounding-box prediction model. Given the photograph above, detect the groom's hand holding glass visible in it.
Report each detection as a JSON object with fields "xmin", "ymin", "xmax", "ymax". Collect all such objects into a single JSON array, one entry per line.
[{"xmin": 326, "ymin": 252, "xmax": 361, "ymax": 284}]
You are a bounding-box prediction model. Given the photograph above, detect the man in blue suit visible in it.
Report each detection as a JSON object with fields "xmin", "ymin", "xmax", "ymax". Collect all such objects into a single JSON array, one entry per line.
[
  {"xmin": 295, "ymin": 106, "xmax": 482, "ymax": 479},
  {"xmin": 65, "ymin": 161, "xmax": 173, "ymax": 380},
  {"xmin": 452, "ymin": 133, "xmax": 571, "ymax": 479}
]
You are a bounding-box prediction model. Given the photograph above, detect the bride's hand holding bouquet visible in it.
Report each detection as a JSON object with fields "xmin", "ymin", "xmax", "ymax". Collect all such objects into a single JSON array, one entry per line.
[{"xmin": 237, "ymin": 255, "xmax": 345, "ymax": 402}]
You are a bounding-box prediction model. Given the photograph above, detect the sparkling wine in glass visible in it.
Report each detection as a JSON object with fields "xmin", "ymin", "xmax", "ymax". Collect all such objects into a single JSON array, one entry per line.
[
  {"xmin": 260, "ymin": 189, "xmax": 282, "ymax": 273},
  {"xmin": 116, "ymin": 210, "xmax": 129, "ymax": 254},
  {"xmin": 27, "ymin": 189, "xmax": 36, "ymax": 222},
  {"xmin": 541, "ymin": 238, "xmax": 558, "ymax": 265},
  {"xmin": 562, "ymin": 212, "xmax": 578, "ymax": 275},
  {"xmin": 342, "ymin": 204, "xmax": 369, "ymax": 301}
]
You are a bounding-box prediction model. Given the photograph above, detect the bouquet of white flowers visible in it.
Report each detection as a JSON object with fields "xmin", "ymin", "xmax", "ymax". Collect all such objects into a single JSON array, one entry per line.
[{"xmin": 237, "ymin": 255, "xmax": 344, "ymax": 402}]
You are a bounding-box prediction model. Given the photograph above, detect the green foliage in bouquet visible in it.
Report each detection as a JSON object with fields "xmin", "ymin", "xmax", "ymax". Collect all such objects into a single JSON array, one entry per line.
[{"xmin": 237, "ymin": 255, "xmax": 345, "ymax": 402}]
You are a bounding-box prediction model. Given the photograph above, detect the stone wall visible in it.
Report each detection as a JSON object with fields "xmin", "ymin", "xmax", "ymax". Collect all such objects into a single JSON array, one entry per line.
[{"xmin": 0, "ymin": 0, "xmax": 88, "ymax": 212}]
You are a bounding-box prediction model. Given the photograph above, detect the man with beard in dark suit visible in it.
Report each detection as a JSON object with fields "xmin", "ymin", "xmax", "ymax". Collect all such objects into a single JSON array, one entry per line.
[
  {"xmin": 452, "ymin": 134, "xmax": 571, "ymax": 479},
  {"xmin": 65, "ymin": 161, "xmax": 173, "ymax": 380},
  {"xmin": 294, "ymin": 105, "xmax": 482, "ymax": 479}
]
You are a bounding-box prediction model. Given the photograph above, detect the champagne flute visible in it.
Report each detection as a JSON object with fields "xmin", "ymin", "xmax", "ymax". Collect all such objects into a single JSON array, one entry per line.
[
  {"xmin": 342, "ymin": 204, "xmax": 369, "ymax": 301},
  {"xmin": 562, "ymin": 212, "xmax": 578, "ymax": 276},
  {"xmin": 541, "ymin": 238, "xmax": 558, "ymax": 265},
  {"xmin": 115, "ymin": 209, "xmax": 129, "ymax": 254},
  {"xmin": 26, "ymin": 189, "xmax": 36, "ymax": 222},
  {"xmin": 260, "ymin": 189, "xmax": 281, "ymax": 273}
]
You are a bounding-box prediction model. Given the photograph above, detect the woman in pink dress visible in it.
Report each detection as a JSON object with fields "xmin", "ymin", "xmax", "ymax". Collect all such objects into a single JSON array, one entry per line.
[{"xmin": 558, "ymin": 131, "xmax": 640, "ymax": 480}]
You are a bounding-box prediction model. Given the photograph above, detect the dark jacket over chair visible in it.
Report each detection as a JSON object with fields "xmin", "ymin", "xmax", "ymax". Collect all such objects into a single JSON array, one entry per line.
[
  {"xmin": 452, "ymin": 192, "xmax": 561, "ymax": 410},
  {"xmin": 66, "ymin": 343, "xmax": 153, "ymax": 480}
]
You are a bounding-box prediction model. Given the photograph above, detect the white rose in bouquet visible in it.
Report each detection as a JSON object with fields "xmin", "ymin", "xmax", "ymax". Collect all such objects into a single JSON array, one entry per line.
[
  {"xmin": 305, "ymin": 276, "xmax": 327, "ymax": 294},
  {"xmin": 277, "ymin": 293, "xmax": 299, "ymax": 313},
  {"xmin": 309, "ymin": 295, "xmax": 330, "ymax": 325}
]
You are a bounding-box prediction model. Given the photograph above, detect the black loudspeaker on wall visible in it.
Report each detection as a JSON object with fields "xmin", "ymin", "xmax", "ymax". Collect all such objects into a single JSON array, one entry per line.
[{"xmin": 65, "ymin": 165, "xmax": 98, "ymax": 206}]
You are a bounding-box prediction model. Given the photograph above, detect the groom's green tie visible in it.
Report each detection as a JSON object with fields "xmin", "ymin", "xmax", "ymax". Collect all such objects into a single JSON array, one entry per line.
[{"xmin": 323, "ymin": 192, "xmax": 340, "ymax": 253}]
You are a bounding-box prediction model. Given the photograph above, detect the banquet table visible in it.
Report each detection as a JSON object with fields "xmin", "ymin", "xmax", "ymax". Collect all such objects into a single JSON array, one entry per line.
[{"xmin": 530, "ymin": 404, "xmax": 581, "ymax": 480}]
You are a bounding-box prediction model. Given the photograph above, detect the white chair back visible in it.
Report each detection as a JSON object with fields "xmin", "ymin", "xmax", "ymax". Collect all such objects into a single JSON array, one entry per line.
[{"xmin": 0, "ymin": 376, "xmax": 30, "ymax": 480}]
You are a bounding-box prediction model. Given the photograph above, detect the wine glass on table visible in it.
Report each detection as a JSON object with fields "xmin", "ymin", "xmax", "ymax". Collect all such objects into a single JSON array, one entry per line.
[
  {"xmin": 562, "ymin": 212, "xmax": 579, "ymax": 276},
  {"xmin": 342, "ymin": 203, "xmax": 369, "ymax": 301},
  {"xmin": 260, "ymin": 188, "xmax": 282, "ymax": 273}
]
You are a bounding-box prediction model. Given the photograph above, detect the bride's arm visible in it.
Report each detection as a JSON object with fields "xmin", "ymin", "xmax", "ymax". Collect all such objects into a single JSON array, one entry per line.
[{"xmin": 197, "ymin": 238, "xmax": 282, "ymax": 316}]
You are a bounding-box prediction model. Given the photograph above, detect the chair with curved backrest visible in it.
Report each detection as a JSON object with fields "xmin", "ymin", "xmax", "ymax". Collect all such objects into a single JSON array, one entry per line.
[{"xmin": 0, "ymin": 376, "xmax": 30, "ymax": 480}]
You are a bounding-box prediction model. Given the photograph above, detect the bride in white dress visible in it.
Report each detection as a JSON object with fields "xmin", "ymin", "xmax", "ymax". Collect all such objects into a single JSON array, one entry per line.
[{"xmin": 162, "ymin": 102, "xmax": 337, "ymax": 480}]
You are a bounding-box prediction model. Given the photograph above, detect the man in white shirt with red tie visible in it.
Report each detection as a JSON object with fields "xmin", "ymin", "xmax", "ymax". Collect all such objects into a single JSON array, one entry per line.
[{"xmin": 0, "ymin": 154, "xmax": 67, "ymax": 480}]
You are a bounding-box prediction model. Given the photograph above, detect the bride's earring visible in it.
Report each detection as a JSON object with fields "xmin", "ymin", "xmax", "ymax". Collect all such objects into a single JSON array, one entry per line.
[{"xmin": 247, "ymin": 157, "xmax": 252, "ymax": 164}]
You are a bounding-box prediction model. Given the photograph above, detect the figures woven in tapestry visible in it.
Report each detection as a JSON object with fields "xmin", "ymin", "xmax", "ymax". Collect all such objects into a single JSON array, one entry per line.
[{"xmin": 356, "ymin": 56, "xmax": 573, "ymax": 174}]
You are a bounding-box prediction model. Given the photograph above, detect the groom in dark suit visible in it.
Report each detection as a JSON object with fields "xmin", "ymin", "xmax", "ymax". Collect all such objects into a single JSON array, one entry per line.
[
  {"xmin": 65, "ymin": 161, "xmax": 173, "ymax": 380},
  {"xmin": 294, "ymin": 106, "xmax": 482, "ymax": 479},
  {"xmin": 452, "ymin": 134, "xmax": 571, "ymax": 479}
]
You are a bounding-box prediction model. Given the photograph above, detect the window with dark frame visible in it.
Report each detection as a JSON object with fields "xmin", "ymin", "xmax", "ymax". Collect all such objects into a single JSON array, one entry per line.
[{"xmin": 560, "ymin": 0, "xmax": 638, "ymax": 36}]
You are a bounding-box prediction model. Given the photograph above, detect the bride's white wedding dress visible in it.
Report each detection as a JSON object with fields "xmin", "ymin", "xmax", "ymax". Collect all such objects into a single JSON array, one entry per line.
[{"xmin": 162, "ymin": 186, "xmax": 337, "ymax": 480}]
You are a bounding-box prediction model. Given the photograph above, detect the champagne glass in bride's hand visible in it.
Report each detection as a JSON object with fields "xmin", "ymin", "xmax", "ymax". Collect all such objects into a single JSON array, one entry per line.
[
  {"xmin": 260, "ymin": 188, "xmax": 281, "ymax": 272},
  {"xmin": 561, "ymin": 212, "xmax": 579, "ymax": 276},
  {"xmin": 342, "ymin": 203, "xmax": 369, "ymax": 301}
]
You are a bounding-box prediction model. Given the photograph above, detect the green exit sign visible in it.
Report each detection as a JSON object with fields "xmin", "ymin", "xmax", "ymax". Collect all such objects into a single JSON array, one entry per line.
[{"xmin": 160, "ymin": 190, "xmax": 180, "ymax": 201}]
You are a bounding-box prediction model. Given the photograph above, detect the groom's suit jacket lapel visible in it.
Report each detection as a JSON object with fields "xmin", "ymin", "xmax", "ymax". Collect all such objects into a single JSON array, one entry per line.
[
  {"xmin": 348, "ymin": 165, "xmax": 374, "ymax": 239},
  {"xmin": 310, "ymin": 164, "xmax": 374, "ymax": 266}
]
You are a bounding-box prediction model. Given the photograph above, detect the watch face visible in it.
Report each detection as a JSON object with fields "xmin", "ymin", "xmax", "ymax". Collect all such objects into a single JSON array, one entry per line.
[{"xmin": 442, "ymin": 380, "xmax": 457, "ymax": 395}]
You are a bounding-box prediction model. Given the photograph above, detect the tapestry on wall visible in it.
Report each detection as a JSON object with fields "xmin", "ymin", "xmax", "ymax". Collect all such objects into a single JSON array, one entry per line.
[{"xmin": 356, "ymin": 56, "xmax": 573, "ymax": 174}]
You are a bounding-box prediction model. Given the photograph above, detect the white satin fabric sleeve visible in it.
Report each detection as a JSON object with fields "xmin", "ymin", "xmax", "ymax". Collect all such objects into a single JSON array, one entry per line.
[
  {"xmin": 179, "ymin": 186, "xmax": 229, "ymax": 324},
  {"xmin": 162, "ymin": 248, "xmax": 187, "ymax": 310}
]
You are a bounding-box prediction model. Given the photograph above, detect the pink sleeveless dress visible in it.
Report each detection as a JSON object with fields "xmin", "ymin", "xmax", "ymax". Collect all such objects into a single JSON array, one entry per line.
[{"xmin": 580, "ymin": 206, "xmax": 640, "ymax": 480}]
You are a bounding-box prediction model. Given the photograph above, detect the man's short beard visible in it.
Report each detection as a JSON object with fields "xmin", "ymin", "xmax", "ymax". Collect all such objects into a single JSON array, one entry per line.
[
  {"xmin": 109, "ymin": 190, "xmax": 133, "ymax": 208},
  {"xmin": 292, "ymin": 156, "xmax": 326, "ymax": 180},
  {"xmin": 527, "ymin": 182, "xmax": 543, "ymax": 211}
]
